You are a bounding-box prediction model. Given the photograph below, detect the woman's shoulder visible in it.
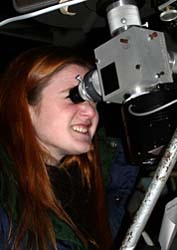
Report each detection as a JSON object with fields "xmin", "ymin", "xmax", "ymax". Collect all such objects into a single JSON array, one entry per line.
[
  {"xmin": 0, "ymin": 207, "xmax": 83, "ymax": 250},
  {"xmin": 0, "ymin": 206, "xmax": 10, "ymax": 248},
  {"xmin": 57, "ymin": 240, "xmax": 82, "ymax": 250},
  {"xmin": 0, "ymin": 206, "xmax": 10, "ymax": 231}
]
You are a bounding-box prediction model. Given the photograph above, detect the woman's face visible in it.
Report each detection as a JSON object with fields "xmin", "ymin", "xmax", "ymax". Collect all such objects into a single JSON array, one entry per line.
[{"xmin": 29, "ymin": 64, "xmax": 99, "ymax": 163}]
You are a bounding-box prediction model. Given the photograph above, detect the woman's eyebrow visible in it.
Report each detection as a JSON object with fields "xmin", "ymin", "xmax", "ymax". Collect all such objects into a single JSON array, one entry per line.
[
  {"xmin": 59, "ymin": 82, "xmax": 79, "ymax": 93},
  {"xmin": 59, "ymin": 87, "xmax": 71, "ymax": 93}
]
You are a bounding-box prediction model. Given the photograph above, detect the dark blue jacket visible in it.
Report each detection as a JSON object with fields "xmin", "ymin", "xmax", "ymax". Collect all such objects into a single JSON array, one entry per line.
[{"xmin": 107, "ymin": 140, "xmax": 140, "ymax": 239}]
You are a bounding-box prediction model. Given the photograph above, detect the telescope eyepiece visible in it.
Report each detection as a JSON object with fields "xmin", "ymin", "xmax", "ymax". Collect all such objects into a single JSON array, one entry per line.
[
  {"xmin": 68, "ymin": 70, "xmax": 102, "ymax": 104},
  {"xmin": 68, "ymin": 85, "xmax": 85, "ymax": 104}
]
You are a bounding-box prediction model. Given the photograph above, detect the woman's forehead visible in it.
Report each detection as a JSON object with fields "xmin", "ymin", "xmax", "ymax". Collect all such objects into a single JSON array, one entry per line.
[
  {"xmin": 44, "ymin": 64, "xmax": 89, "ymax": 92},
  {"xmin": 51, "ymin": 64, "xmax": 88, "ymax": 87}
]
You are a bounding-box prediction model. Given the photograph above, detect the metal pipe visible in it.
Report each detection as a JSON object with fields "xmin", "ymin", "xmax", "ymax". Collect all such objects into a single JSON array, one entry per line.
[{"xmin": 119, "ymin": 127, "xmax": 177, "ymax": 250}]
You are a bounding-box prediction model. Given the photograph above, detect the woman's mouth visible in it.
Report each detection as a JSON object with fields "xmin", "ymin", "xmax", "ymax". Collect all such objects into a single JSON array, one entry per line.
[{"xmin": 72, "ymin": 125, "xmax": 89, "ymax": 134}]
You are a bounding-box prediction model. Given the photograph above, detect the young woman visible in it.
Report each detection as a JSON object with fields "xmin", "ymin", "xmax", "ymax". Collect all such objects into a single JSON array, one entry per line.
[{"xmin": 0, "ymin": 46, "xmax": 113, "ymax": 250}]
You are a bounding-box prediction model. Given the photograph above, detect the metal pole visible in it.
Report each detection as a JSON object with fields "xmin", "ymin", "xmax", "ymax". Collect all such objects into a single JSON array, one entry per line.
[{"xmin": 119, "ymin": 127, "xmax": 177, "ymax": 250}]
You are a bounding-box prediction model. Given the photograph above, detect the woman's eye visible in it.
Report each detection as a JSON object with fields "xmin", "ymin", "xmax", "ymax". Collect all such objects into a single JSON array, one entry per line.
[
  {"xmin": 65, "ymin": 93, "xmax": 74, "ymax": 103},
  {"xmin": 65, "ymin": 94, "xmax": 70, "ymax": 99}
]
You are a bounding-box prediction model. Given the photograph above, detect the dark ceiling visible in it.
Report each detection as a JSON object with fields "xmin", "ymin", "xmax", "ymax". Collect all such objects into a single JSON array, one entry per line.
[{"xmin": 0, "ymin": 0, "xmax": 177, "ymax": 71}]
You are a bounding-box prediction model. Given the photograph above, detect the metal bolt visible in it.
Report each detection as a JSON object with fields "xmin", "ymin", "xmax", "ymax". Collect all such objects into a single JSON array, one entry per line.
[{"xmin": 121, "ymin": 17, "xmax": 127, "ymax": 24}]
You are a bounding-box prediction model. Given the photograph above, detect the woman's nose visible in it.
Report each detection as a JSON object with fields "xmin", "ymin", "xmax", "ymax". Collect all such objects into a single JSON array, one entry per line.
[{"xmin": 78, "ymin": 101, "xmax": 97, "ymax": 118}]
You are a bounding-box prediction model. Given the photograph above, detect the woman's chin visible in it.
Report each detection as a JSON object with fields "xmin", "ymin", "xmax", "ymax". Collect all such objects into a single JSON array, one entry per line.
[{"xmin": 73, "ymin": 142, "xmax": 92, "ymax": 155}]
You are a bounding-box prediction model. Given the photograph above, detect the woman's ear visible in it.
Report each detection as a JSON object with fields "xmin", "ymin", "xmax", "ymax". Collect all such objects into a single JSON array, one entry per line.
[{"xmin": 28, "ymin": 105, "xmax": 35, "ymax": 124}]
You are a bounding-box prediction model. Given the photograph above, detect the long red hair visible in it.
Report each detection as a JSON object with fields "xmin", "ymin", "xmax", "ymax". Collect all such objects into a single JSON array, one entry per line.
[{"xmin": 0, "ymin": 46, "xmax": 113, "ymax": 250}]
